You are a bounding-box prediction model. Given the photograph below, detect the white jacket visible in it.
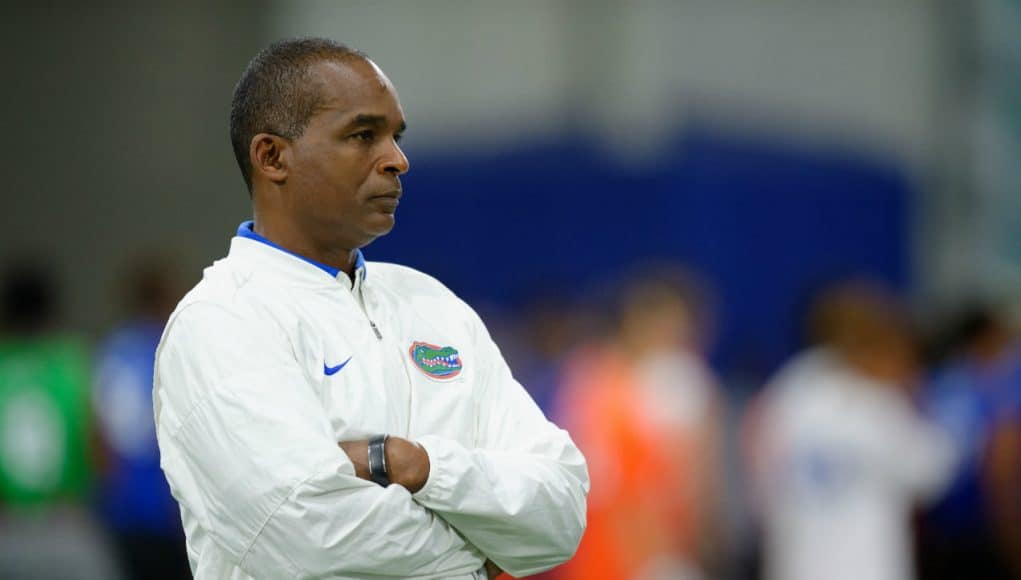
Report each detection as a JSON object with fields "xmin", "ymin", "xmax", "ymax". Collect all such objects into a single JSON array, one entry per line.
[{"xmin": 153, "ymin": 223, "xmax": 589, "ymax": 579}]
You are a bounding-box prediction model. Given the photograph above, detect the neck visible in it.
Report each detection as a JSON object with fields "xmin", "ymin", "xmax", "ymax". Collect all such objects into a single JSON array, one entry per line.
[{"xmin": 253, "ymin": 210, "xmax": 358, "ymax": 277}]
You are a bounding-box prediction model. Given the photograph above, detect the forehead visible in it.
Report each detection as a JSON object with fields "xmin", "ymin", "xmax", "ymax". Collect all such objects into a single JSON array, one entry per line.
[{"xmin": 310, "ymin": 58, "xmax": 404, "ymax": 120}]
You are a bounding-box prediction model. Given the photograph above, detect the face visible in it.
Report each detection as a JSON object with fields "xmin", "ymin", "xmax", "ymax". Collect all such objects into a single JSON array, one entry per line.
[{"xmin": 281, "ymin": 57, "xmax": 409, "ymax": 250}]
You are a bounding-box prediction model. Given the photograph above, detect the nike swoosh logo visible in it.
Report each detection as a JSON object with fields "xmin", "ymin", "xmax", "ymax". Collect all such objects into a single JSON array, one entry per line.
[{"xmin": 324, "ymin": 356, "xmax": 352, "ymax": 376}]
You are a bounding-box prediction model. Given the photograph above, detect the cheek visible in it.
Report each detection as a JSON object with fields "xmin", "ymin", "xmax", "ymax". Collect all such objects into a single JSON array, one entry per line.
[
  {"xmin": 296, "ymin": 155, "xmax": 354, "ymax": 195},
  {"xmin": 316, "ymin": 150, "xmax": 371, "ymax": 192},
  {"xmin": 288, "ymin": 142, "xmax": 375, "ymax": 205}
]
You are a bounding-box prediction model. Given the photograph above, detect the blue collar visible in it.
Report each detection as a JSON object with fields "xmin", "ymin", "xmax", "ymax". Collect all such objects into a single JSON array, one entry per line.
[{"xmin": 236, "ymin": 221, "xmax": 366, "ymax": 279}]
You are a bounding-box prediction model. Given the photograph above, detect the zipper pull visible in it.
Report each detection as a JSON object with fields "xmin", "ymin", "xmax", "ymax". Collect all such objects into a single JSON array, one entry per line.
[{"xmin": 369, "ymin": 320, "xmax": 383, "ymax": 340}]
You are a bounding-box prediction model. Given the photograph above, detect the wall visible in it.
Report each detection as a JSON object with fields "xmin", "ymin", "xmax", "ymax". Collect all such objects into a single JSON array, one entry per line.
[{"xmin": 4, "ymin": 1, "xmax": 265, "ymax": 333}]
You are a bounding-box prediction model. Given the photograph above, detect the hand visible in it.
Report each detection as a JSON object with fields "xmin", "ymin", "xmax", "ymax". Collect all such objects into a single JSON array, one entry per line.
[
  {"xmin": 385, "ymin": 436, "xmax": 431, "ymax": 493},
  {"xmin": 484, "ymin": 559, "xmax": 504, "ymax": 579},
  {"xmin": 338, "ymin": 439, "xmax": 371, "ymax": 480},
  {"xmin": 338, "ymin": 435, "xmax": 430, "ymax": 493}
]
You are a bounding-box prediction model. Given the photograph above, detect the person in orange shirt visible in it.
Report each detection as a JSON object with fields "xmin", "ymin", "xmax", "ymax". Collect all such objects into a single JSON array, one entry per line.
[{"xmin": 555, "ymin": 270, "xmax": 723, "ymax": 580}]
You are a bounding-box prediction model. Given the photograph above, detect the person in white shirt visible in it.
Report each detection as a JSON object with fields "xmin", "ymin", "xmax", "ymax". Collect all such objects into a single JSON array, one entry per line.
[
  {"xmin": 153, "ymin": 38, "xmax": 589, "ymax": 580},
  {"xmin": 746, "ymin": 281, "xmax": 955, "ymax": 580}
]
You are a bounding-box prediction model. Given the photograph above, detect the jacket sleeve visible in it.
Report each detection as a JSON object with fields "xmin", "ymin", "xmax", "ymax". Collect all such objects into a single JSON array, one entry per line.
[
  {"xmin": 880, "ymin": 395, "xmax": 957, "ymax": 501},
  {"xmin": 411, "ymin": 304, "xmax": 590, "ymax": 578},
  {"xmin": 154, "ymin": 301, "xmax": 485, "ymax": 579}
]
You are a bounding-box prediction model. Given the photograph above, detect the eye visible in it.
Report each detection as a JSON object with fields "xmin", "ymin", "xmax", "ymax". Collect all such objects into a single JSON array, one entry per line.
[
  {"xmin": 393, "ymin": 132, "xmax": 404, "ymax": 144},
  {"xmin": 350, "ymin": 129, "xmax": 375, "ymax": 143}
]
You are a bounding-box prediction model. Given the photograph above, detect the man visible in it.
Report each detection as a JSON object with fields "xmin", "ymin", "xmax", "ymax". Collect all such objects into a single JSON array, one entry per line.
[
  {"xmin": 746, "ymin": 281, "xmax": 955, "ymax": 580},
  {"xmin": 153, "ymin": 38, "xmax": 589, "ymax": 579},
  {"xmin": 95, "ymin": 255, "xmax": 188, "ymax": 579},
  {"xmin": 555, "ymin": 269, "xmax": 724, "ymax": 580},
  {"xmin": 919, "ymin": 305, "xmax": 1021, "ymax": 580},
  {"xmin": 0, "ymin": 260, "xmax": 123, "ymax": 580}
]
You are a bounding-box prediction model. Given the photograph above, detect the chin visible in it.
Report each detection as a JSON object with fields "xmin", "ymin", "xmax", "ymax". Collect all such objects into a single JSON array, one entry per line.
[
  {"xmin": 360, "ymin": 217, "xmax": 396, "ymax": 244},
  {"xmin": 374, "ymin": 213, "xmax": 397, "ymax": 231}
]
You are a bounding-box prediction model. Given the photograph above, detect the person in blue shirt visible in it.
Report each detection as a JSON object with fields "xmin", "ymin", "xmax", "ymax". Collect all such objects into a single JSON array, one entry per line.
[
  {"xmin": 919, "ymin": 305, "xmax": 1020, "ymax": 580},
  {"xmin": 93, "ymin": 256, "xmax": 189, "ymax": 580}
]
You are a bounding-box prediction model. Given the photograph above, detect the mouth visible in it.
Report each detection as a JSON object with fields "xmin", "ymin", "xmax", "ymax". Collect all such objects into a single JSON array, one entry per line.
[
  {"xmin": 371, "ymin": 189, "xmax": 402, "ymax": 200},
  {"xmin": 369, "ymin": 190, "xmax": 401, "ymax": 213}
]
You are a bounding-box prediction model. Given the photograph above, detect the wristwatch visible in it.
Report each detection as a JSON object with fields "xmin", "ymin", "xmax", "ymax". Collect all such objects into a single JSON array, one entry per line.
[{"xmin": 368, "ymin": 434, "xmax": 390, "ymax": 487}]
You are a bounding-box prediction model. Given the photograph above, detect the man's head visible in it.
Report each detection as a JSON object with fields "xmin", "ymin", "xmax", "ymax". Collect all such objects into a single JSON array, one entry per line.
[
  {"xmin": 807, "ymin": 280, "xmax": 918, "ymax": 386},
  {"xmin": 230, "ymin": 38, "xmax": 409, "ymax": 251},
  {"xmin": 1, "ymin": 259, "xmax": 58, "ymax": 335},
  {"xmin": 615, "ymin": 266, "xmax": 711, "ymax": 357}
]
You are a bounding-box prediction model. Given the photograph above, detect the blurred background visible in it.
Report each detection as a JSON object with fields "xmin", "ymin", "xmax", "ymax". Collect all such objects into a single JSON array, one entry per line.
[{"xmin": 3, "ymin": 0, "xmax": 1020, "ymax": 578}]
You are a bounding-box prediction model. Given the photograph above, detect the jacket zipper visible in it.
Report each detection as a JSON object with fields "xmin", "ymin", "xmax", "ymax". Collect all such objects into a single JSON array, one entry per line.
[
  {"xmin": 351, "ymin": 272, "xmax": 382, "ymax": 341},
  {"xmin": 354, "ymin": 278, "xmax": 413, "ymax": 436}
]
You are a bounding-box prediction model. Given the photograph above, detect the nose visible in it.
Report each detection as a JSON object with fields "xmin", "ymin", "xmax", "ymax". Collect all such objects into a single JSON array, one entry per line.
[{"xmin": 380, "ymin": 140, "xmax": 410, "ymax": 176}]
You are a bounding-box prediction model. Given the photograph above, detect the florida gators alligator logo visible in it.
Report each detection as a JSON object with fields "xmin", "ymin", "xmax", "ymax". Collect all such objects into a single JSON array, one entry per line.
[{"xmin": 409, "ymin": 341, "xmax": 462, "ymax": 379}]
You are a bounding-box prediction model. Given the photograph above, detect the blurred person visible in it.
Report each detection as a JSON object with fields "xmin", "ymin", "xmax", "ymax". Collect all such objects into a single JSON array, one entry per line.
[
  {"xmin": 554, "ymin": 268, "xmax": 725, "ymax": 580},
  {"xmin": 93, "ymin": 255, "xmax": 189, "ymax": 579},
  {"xmin": 746, "ymin": 281, "xmax": 955, "ymax": 580},
  {"xmin": 987, "ymin": 409, "xmax": 1021, "ymax": 580},
  {"xmin": 919, "ymin": 305, "xmax": 1021, "ymax": 580},
  {"xmin": 153, "ymin": 38, "xmax": 588, "ymax": 580},
  {"xmin": 0, "ymin": 259, "xmax": 121, "ymax": 579},
  {"xmin": 505, "ymin": 295, "xmax": 592, "ymax": 416}
]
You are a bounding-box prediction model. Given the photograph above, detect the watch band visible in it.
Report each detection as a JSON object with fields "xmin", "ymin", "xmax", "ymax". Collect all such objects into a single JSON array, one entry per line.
[{"xmin": 368, "ymin": 434, "xmax": 390, "ymax": 487}]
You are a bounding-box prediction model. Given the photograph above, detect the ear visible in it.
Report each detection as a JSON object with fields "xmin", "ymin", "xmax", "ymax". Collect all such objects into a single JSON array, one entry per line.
[{"xmin": 250, "ymin": 133, "xmax": 290, "ymax": 185}]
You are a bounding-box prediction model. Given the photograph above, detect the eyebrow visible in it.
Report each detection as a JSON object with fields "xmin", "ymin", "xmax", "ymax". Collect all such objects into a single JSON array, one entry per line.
[{"xmin": 348, "ymin": 114, "xmax": 406, "ymax": 133}]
